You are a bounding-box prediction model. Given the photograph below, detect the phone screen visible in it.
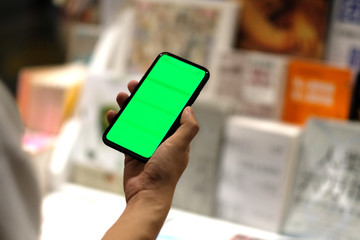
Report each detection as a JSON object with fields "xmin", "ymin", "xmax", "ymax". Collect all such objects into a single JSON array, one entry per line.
[{"xmin": 103, "ymin": 52, "xmax": 209, "ymax": 162}]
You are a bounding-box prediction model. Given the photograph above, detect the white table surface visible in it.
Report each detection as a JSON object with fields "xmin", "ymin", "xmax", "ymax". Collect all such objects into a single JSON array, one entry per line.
[{"xmin": 41, "ymin": 183, "xmax": 291, "ymax": 240}]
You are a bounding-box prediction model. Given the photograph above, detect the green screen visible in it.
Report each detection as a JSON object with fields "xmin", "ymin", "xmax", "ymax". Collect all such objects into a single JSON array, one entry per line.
[{"xmin": 106, "ymin": 54, "xmax": 206, "ymax": 159}]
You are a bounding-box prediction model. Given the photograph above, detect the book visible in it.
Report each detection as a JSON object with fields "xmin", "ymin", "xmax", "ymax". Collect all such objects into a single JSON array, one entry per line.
[
  {"xmin": 281, "ymin": 59, "xmax": 352, "ymax": 125},
  {"xmin": 126, "ymin": 0, "xmax": 239, "ymax": 96},
  {"xmin": 233, "ymin": 0, "xmax": 330, "ymax": 59},
  {"xmin": 217, "ymin": 50, "xmax": 288, "ymax": 119},
  {"xmin": 216, "ymin": 116, "xmax": 301, "ymax": 232},
  {"xmin": 326, "ymin": 0, "xmax": 360, "ymax": 75},
  {"xmin": 172, "ymin": 99, "xmax": 230, "ymax": 216},
  {"xmin": 282, "ymin": 118, "xmax": 360, "ymax": 240},
  {"xmin": 349, "ymin": 72, "xmax": 360, "ymax": 120},
  {"xmin": 69, "ymin": 72, "xmax": 130, "ymax": 194},
  {"xmin": 17, "ymin": 63, "xmax": 86, "ymax": 134}
]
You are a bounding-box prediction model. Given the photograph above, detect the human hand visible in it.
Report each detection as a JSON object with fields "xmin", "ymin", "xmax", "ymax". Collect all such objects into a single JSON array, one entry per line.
[
  {"xmin": 103, "ymin": 80, "xmax": 199, "ymax": 239},
  {"xmin": 106, "ymin": 80, "xmax": 199, "ymax": 204}
]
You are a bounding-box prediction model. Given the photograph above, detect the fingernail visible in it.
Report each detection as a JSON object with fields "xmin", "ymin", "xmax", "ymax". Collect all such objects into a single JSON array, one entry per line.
[{"xmin": 187, "ymin": 106, "xmax": 194, "ymax": 115}]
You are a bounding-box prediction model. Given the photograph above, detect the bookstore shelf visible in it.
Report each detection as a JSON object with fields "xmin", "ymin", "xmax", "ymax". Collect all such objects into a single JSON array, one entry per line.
[{"xmin": 7, "ymin": 0, "xmax": 360, "ymax": 239}]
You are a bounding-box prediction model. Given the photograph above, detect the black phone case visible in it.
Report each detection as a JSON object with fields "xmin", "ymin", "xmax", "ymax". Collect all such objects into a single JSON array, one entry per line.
[{"xmin": 102, "ymin": 52, "xmax": 210, "ymax": 163}]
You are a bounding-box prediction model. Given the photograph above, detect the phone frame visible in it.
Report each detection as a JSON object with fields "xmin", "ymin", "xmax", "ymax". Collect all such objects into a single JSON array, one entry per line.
[{"xmin": 102, "ymin": 52, "xmax": 210, "ymax": 162}]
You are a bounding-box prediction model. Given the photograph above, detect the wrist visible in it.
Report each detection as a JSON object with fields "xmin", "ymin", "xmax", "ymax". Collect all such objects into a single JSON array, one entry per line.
[
  {"xmin": 126, "ymin": 187, "xmax": 174, "ymax": 214},
  {"xmin": 102, "ymin": 189, "xmax": 174, "ymax": 240}
]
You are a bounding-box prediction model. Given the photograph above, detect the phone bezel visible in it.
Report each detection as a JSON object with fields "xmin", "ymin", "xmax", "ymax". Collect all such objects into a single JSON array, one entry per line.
[{"xmin": 102, "ymin": 52, "xmax": 210, "ymax": 162}]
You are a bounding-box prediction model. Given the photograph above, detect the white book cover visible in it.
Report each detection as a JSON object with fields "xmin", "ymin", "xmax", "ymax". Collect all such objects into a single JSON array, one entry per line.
[
  {"xmin": 172, "ymin": 99, "xmax": 230, "ymax": 216},
  {"xmin": 216, "ymin": 116, "xmax": 300, "ymax": 232},
  {"xmin": 127, "ymin": 0, "xmax": 240, "ymax": 97},
  {"xmin": 217, "ymin": 50, "xmax": 288, "ymax": 119},
  {"xmin": 283, "ymin": 118, "xmax": 360, "ymax": 240},
  {"xmin": 68, "ymin": 73, "xmax": 133, "ymax": 194},
  {"xmin": 70, "ymin": 73, "xmax": 135, "ymax": 181},
  {"xmin": 326, "ymin": 0, "xmax": 360, "ymax": 76}
]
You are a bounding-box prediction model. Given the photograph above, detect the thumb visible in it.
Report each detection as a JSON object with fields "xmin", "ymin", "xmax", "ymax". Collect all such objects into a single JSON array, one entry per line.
[{"xmin": 169, "ymin": 106, "xmax": 199, "ymax": 146}]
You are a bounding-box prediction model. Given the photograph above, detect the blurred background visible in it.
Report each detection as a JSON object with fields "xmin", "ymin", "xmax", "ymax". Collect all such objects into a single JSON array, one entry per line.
[{"xmin": 1, "ymin": 0, "xmax": 360, "ymax": 239}]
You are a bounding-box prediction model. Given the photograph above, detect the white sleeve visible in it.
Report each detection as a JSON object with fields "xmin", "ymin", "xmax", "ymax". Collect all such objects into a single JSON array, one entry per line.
[{"xmin": 0, "ymin": 81, "xmax": 41, "ymax": 240}]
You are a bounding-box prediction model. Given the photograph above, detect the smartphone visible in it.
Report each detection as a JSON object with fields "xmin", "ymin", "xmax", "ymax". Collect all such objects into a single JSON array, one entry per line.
[{"xmin": 102, "ymin": 52, "xmax": 210, "ymax": 162}]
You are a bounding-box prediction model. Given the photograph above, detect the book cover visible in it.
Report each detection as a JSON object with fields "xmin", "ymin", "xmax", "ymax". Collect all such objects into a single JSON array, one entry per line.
[
  {"xmin": 349, "ymin": 72, "xmax": 360, "ymax": 120},
  {"xmin": 70, "ymin": 73, "xmax": 130, "ymax": 194},
  {"xmin": 216, "ymin": 116, "xmax": 301, "ymax": 232},
  {"xmin": 126, "ymin": 0, "xmax": 239, "ymax": 77},
  {"xmin": 217, "ymin": 50, "xmax": 288, "ymax": 119},
  {"xmin": 172, "ymin": 99, "xmax": 230, "ymax": 216},
  {"xmin": 326, "ymin": 0, "xmax": 360, "ymax": 75},
  {"xmin": 233, "ymin": 0, "xmax": 330, "ymax": 59},
  {"xmin": 283, "ymin": 118, "xmax": 360, "ymax": 239},
  {"xmin": 281, "ymin": 60, "xmax": 352, "ymax": 125},
  {"xmin": 17, "ymin": 63, "xmax": 85, "ymax": 134}
]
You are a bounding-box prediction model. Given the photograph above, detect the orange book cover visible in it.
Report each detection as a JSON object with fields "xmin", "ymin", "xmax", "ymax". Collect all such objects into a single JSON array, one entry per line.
[{"xmin": 282, "ymin": 60, "xmax": 352, "ymax": 125}]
